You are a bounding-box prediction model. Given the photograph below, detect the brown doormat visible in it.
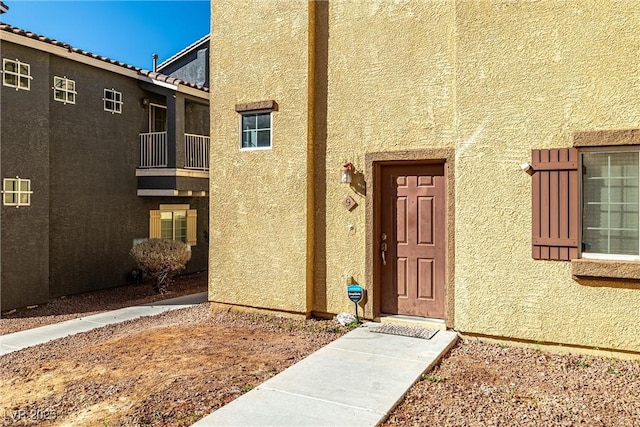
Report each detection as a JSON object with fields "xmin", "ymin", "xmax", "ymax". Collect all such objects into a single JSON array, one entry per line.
[{"xmin": 369, "ymin": 324, "xmax": 438, "ymax": 340}]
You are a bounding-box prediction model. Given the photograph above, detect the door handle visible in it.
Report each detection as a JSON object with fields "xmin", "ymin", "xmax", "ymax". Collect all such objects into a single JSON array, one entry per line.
[{"xmin": 381, "ymin": 242, "xmax": 387, "ymax": 266}]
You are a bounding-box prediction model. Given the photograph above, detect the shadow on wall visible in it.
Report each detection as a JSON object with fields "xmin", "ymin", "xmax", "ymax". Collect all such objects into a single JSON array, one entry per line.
[{"xmin": 312, "ymin": 0, "xmax": 329, "ymax": 314}]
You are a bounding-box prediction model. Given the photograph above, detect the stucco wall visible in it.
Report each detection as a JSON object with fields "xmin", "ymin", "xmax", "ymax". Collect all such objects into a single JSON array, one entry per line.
[
  {"xmin": 317, "ymin": 0, "xmax": 456, "ymax": 316},
  {"xmin": 209, "ymin": 0, "xmax": 310, "ymax": 313},
  {"xmin": 0, "ymin": 42, "xmax": 51, "ymax": 310},
  {"xmin": 453, "ymin": 1, "xmax": 640, "ymax": 352},
  {"xmin": 209, "ymin": 0, "xmax": 640, "ymax": 353}
]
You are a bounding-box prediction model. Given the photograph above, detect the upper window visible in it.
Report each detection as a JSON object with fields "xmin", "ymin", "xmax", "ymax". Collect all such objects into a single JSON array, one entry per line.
[
  {"xmin": 53, "ymin": 76, "xmax": 76, "ymax": 104},
  {"xmin": 2, "ymin": 177, "xmax": 32, "ymax": 207},
  {"xmin": 3, "ymin": 58, "xmax": 32, "ymax": 91},
  {"xmin": 103, "ymin": 88, "xmax": 122, "ymax": 114},
  {"xmin": 582, "ymin": 151, "xmax": 639, "ymax": 260},
  {"xmin": 240, "ymin": 111, "xmax": 272, "ymax": 150}
]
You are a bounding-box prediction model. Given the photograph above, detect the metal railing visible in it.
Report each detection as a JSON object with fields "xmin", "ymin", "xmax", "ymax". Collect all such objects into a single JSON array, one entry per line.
[
  {"xmin": 185, "ymin": 134, "xmax": 210, "ymax": 170},
  {"xmin": 139, "ymin": 132, "xmax": 168, "ymax": 168}
]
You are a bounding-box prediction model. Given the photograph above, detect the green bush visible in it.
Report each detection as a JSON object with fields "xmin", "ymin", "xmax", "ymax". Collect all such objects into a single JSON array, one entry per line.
[{"xmin": 130, "ymin": 238, "xmax": 192, "ymax": 293}]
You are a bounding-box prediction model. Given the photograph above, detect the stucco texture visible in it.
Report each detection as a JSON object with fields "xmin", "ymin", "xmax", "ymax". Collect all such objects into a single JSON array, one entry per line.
[
  {"xmin": 210, "ymin": 0, "xmax": 640, "ymax": 354},
  {"xmin": 208, "ymin": 0, "xmax": 310, "ymax": 313},
  {"xmin": 318, "ymin": 0, "xmax": 456, "ymax": 317},
  {"xmin": 453, "ymin": 1, "xmax": 640, "ymax": 352}
]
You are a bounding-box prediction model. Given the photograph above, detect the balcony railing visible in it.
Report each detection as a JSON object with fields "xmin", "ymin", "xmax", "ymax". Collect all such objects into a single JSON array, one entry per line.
[
  {"xmin": 139, "ymin": 132, "xmax": 209, "ymax": 170},
  {"xmin": 139, "ymin": 132, "xmax": 168, "ymax": 168},
  {"xmin": 185, "ymin": 134, "xmax": 210, "ymax": 170}
]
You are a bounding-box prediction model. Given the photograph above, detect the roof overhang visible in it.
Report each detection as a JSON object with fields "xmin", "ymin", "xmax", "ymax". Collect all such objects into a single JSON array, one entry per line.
[{"xmin": 0, "ymin": 26, "xmax": 209, "ymax": 97}]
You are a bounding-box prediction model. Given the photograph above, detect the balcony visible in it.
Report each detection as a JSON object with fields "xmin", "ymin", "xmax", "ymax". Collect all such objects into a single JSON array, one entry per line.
[{"xmin": 136, "ymin": 132, "xmax": 209, "ymax": 197}]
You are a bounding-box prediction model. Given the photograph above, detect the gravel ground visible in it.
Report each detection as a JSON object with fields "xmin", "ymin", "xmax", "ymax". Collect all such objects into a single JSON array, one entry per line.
[
  {"xmin": 1, "ymin": 271, "xmax": 207, "ymax": 335},
  {"xmin": 384, "ymin": 339, "xmax": 640, "ymax": 426},
  {"xmin": 2, "ymin": 273, "xmax": 639, "ymax": 426}
]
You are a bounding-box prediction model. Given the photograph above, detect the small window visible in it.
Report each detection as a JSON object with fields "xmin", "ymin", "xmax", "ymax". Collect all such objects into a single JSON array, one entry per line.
[
  {"xmin": 3, "ymin": 58, "xmax": 32, "ymax": 90},
  {"xmin": 2, "ymin": 177, "xmax": 32, "ymax": 207},
  {"xmin": 52, "ymin": 76, "xmax": 76, "ymax": 104},
  {"xmin": 161, "ymin": 210, "xmax": 187, "ymax": 242},
  {"xmin": 103, "ymin": 88, "xmax": 122, "ymax": 114},
  {"xmin": 149, "ymin": 205, "xmax": 197, "ymax": 246},
  {"xmin": 240, "ymin": 111, "xmax": 272, "ymax": 150}
]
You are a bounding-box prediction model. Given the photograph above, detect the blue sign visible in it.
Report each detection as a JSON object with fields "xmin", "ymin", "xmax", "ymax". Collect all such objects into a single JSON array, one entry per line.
[{"xmin": 347, "ymin": 284, "xmax": 363, "ymax": 303}]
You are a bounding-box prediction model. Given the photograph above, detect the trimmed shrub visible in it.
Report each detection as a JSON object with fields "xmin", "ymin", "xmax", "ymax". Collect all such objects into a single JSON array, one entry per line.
[{"xmin": 130, "ymin": 238, "xmax": 192, "ymax": 293}]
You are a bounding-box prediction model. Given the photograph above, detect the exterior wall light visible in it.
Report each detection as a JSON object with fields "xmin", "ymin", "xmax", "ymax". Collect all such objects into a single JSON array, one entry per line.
[
  {"xmin": 520, "ymin": 162, "xmax": 535, "ymax": 176},
  {"xmin": 341, "ymin": 162, "xmax": 354, "ymax": 184}
]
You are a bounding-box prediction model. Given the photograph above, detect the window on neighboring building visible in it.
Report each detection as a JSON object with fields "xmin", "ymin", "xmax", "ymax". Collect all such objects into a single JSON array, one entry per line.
[
  {"xmin": 581, "ymin": 151, "xmax": 639, "ymax": 260},
  {"xmin": 149, "ymin": 205, "xmax": 197, "ymax": 246},
  {"xmin": 103, "ymin": 88, "xmax": 122, "ymax": 114},
  {"xmin": 2, "ymin": 177, "xmax": 32, "ymax": 207},
  {"xmin": 2, "ymin": 58, "xmax": 32, "ymax": 90},
  {"xmin": 240, "ymin": 111, "xmax": 272, "ymax": 149},
  {"xmin": 149, "ymin": 103, "xmax": 167, "ymax": 132},
  {"xmin": 53, "ymin": 76, "xmax": 76, "ymax": 104}
]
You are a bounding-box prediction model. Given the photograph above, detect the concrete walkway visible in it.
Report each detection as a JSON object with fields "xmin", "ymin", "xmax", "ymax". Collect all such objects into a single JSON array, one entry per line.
[
  {"xmin": 193, "ymin": 323, "xmax": 458, "ymax": 427},
  {"xmin": 2, "ymin": 295, "xmax": 458, "ymax": 426},
  {"xmin": 0, "ymin": 292, "xmax": 208, "ymax": 356}
]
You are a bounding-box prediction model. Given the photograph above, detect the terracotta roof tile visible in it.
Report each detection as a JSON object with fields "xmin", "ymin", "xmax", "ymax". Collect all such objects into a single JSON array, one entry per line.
[{"xmin": 0, "ymin": 23, "xmax": 209, "ymax": 92}]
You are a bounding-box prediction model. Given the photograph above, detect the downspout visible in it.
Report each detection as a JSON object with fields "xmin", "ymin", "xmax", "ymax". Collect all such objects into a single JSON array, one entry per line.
[{"xmin": 305, "ymin": 0, "xmax": 317, "ymax": 317}]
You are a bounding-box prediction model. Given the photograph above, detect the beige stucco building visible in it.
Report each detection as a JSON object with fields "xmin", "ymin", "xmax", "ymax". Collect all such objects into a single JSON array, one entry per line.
[{"xmin": 209, "ymin": 0, "xmax": 640, "ymax": 357}]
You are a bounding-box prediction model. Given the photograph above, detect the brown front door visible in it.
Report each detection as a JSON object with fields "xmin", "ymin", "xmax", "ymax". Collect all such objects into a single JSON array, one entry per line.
[{"xmin": 379, "ymin": 163, "xmax": 446, "ymax": 318}]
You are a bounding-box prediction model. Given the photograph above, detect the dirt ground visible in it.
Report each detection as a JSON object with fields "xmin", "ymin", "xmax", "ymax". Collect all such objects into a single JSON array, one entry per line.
[
  {"xmin": 2, "ymin": 274, "xmax": 640, "ymax": 426},
  {"xmin": 1, "ymin": 304, "xmax": 350, "ymax": 426}
]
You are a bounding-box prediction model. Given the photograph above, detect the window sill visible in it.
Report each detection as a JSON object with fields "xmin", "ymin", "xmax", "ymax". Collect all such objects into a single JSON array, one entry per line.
[{"xmin": 571, "ymin": 258, "xmax": 640, "ymax": 280}]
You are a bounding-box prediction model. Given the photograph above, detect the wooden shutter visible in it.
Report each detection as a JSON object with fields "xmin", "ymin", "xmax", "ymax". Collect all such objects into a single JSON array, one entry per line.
[
  {"xmin": 149, "ymin": 210, "xmax": 161, "ymax": 239},
  {"xmin": 186, "ymin": 209, "xmax": 197, "ymax": 246},
  {"xmin": 531, "ymin": 148, "xmax": 579, "ymax": 260}
]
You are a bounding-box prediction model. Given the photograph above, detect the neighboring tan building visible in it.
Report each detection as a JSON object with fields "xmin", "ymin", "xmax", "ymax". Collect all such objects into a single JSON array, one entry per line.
[
  {"xmin": 0, "ymin": 24, "xmax": 210, "ymax": 310},
  {"xmin": 208, "ymin": 0, "xmax": 640, "ymax": 357}
]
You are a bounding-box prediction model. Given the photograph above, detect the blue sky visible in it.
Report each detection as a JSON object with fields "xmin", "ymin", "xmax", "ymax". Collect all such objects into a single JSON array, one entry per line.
[{"xmin": 0, "ymin": 1, "xmax": 210, "ymax": 69}]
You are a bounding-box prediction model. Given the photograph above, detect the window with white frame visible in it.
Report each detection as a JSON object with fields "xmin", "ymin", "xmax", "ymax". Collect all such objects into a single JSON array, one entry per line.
[
  {"xmin": 582, "ymin": 150, "xmax": 640, "ymax": 260},
  {"xmin": 103, "ymin": 88, "xmax": 122, "ymax": 114},
  {"xmin": 240, "ymin": 111, "xmax": 272, "ymax": 149},
  {"xmin": 149, "ymin": 103, "xmax": 167, "ymax": 132},
  {"xmin": 2, "ymin": 58, "xmax": 32, "ymax": 90},
  {"xmin": 52, "ymin": 76, "xmax": 76, "ymax": 104},
  {"xmin": 2, "ymin": 177, "xmax": 32, "ymax": 207}
]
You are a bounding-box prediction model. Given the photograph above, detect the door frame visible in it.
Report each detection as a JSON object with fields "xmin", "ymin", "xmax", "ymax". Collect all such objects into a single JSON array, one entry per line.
[{"xmin": 364, "ymin": 149, "xmax": 456, "ymax": 327}]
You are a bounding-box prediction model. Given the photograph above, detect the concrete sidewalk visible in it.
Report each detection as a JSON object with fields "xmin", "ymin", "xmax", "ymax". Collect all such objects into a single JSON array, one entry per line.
[
  {"xmin": 0, "ymin": 292, "xmax": 208, "ymax": 356},
  {"xmin": 193, "ymin": 323, "xmax": 458, "ymax": 427}
]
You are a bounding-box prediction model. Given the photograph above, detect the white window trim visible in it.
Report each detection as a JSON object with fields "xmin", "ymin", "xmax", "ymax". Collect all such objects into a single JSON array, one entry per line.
[
  {"xmin": 103, "ymin": 88, "xmax": 123, "ymax": 114},
  {"xmin": 52, "ymin": 76, "xmax": 76, "ymax": 104},
  {"xmin": 2, "ymin": 58, "xmax": 32, "ymax": 91},
  {"xmin": 239, "ymin": 110, "xmax": 273, "ymax": 151},
  {"xmin": 581, "ymin": 253, "xmax": 640, "ymax": 262},
  {"xmin": 2, "ymin": 177, "xmax": 33, "ymax": 207}
]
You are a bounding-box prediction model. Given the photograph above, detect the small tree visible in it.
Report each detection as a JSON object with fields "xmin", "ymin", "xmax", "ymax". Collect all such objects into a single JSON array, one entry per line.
[{"xmin": 130, "ymin": 238, "xmax": 192, "ymax": 293}]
